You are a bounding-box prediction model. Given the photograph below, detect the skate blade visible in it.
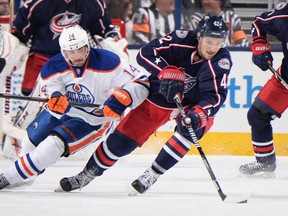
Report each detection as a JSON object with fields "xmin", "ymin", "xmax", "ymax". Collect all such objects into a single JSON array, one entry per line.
[
  {"xmin": 239, "ymin": 171, "xmax": 275, "ymax": 178},
  {"xmin": 128, "ymin": 188, "xmax": 139, "ymax": 196},
  {"xmin": 54, "ymin": 186, "xmax": 66, "ymax": 192}
]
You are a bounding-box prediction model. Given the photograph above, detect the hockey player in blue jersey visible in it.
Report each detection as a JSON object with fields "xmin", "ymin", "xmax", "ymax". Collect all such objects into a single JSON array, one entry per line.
[
  {"xmin": 0, "ymin": 25, "xmax": 149, "ymax": 189},
  {"xmin": 239, "ymin": 2, "xmax": 288, "ymax": 176},
  {"xmin": 56, "ymin": 15, "xmax": 232, "ymax": 194}
]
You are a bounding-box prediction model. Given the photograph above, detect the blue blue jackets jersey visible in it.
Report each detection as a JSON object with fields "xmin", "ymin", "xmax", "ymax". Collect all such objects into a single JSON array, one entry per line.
[
  {"xmin": 137, "ymin": 29, "xmax": 232, "ymax": 118},
  {"xmin": 13, "ymin": 0, "xmax": 113, "ymax": 57},
  {"xmin": 251, "ymin": 2, "xmax": 288, "ymax": 82}
]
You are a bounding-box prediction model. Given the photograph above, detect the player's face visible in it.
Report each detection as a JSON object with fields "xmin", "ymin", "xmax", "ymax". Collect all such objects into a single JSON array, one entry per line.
[
  {"xmin": 63, "ymin": 46, "xmax": 88, "ymax": 67},
  {"xmin": 197, "ymin": 36, "xmax": 224, "ymax": 60}
]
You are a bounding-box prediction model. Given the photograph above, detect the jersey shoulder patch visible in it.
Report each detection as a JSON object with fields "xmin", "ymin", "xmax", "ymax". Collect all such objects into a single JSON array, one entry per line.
[
  {"xmin": 175, "ymin": 30, "xmax": 188, "ymax": 38},
  {"xmin": 218, "ymin": 58, "xmax": 230, "ymax": 70},
  {"xmin": 275, "ymin": 2, "xmax": 287, "ymax": 10}
]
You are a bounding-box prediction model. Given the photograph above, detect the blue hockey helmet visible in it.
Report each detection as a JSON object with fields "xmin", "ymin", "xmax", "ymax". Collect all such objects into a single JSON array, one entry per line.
[{"xmin": 197, "ymin": 14, "xmax": 228, "ymax": 39}]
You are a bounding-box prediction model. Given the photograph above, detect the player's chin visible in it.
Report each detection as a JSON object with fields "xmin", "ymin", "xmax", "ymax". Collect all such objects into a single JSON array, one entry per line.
[
  {"xmin": 203, "ymin": 53, "xmax": 215, "ymax": 60},
  {"xmin": 73, "ymin": 60, "xmax": 85, "ymax": 67}
]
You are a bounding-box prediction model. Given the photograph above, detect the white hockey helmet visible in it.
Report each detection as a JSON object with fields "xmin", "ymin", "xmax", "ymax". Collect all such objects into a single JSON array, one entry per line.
[
  {"xmin": 59, "ymin": 24, "xmax": 89, "ymax": 50},
  {"xmin": 59, "ymin": 25, "xmax": 90, "ymax": 66}
]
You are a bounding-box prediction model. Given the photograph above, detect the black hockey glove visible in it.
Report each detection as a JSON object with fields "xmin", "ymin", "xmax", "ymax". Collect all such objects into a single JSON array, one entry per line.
[
  {"xmin": 157, "ymin": 66, "xmax": 185, "ymax": 103},
  {"xmin": 176, "ymin": 106, "xmax": 208, "ymax": 136},
  {"xmin": 251, "ymin": 37, "xmax": 273, "ymax": 71}
]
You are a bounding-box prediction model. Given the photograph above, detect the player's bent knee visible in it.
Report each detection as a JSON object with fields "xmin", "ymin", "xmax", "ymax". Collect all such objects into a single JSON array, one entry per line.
[
  {"xmin": 29, "ymin": 135, "xmax": 65, "ymax": 170},
  {"xmin": 19, "ymin": 135, "xmax": 37, "ymax": 156},
  {"xmin": 106, "ymin": 129, "xmax": 138, "ymax": 157},
  {"xmin": 247, "ymin": 105, "xmax": 272, "ymax": 130}
]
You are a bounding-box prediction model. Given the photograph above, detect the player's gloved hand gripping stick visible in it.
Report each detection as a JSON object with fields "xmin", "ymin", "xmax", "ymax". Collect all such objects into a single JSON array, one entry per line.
[
  {"xmin": 103, "ymin": 89, "xmax": 132, "ymax": 118},
  {"xmin": 158, "ymin": 66, "xmax": 185, "ymax": 103},
  {"xmin": 48, "ymin": 91, "xmax": 70, "ymax": 114},
  {"xmin": 251, "ymin": 37, "xmax": 273, "ymax": 71}
]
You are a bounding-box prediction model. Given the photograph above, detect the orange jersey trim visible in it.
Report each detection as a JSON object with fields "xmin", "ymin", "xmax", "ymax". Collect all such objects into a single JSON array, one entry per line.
[{"xmin": 69, "ymin": 122, "xmax": 111, "ymax": 154}]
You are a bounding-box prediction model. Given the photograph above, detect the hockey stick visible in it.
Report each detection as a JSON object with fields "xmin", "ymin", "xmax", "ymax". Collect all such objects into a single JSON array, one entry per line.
[
  {"xmin": 0, "ymin": 93, "xmax": 101, "ymax": 108},
  {"xmin": 174, "ymin": 94, "xmax": 252, "ymax": 203},
  {"xmin": 268, "ymin": 65, "xmax": 288, "ymax": 90},
  {"xmin": 0, "ymin": 58, "xmax": 6, "ymax": 74}
]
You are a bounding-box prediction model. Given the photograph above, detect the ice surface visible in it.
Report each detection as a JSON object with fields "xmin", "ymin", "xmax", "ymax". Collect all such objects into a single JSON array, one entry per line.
[{"xmin": 0, "ymin": 155, "xmax": 287, "ymax": 216}]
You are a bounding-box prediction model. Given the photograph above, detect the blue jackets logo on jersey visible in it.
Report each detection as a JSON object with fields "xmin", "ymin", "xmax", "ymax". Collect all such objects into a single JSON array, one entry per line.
[
  {"xmin": 50, "ymin": 12, "xmax": 82, "ymax": 39},
  {"xmin": 66, "ymin": 84, "xmax": 94, "ymax": 104}
]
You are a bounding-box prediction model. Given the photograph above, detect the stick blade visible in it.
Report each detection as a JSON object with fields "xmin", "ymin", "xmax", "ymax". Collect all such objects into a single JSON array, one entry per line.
[
  {"xmin": 223, "ymin": 192, "xmax": 253, "ymax": 203},
  {"xmin": 0, "ymin": 57, "xmax": 6, "ymax": 73}
]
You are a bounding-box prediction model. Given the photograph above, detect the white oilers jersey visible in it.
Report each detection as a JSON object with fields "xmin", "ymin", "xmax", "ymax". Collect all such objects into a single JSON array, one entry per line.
[{"xmin": 40, "ymin": 48, "xmax": 149, "ymax": 126}]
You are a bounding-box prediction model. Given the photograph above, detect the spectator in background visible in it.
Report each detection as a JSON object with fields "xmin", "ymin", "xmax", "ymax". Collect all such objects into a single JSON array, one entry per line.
[
  {"xmin": 133, "ymin": 0, "xmax": 153, "ymax": 11},
  {"xmin": 132, "ymin": 0, "xmax": 188, "ymax": 44},
  {"xmin": 107, "ymin": 0, "xmax": 134, "ymax": 44},
  {"xmin": 190, "ymin": 0, "xmax": 249, "ymax": 46},
  {"xmin": 182, "ymin": 0, "xmax": 196, "ymax": 19},
  {"xmin": 194, "ymin": 0, "xmax": 233, "ymax": 10},
  {"xmin": 0, "ymin": 0, "xmax": 9, "ymax": 16}
]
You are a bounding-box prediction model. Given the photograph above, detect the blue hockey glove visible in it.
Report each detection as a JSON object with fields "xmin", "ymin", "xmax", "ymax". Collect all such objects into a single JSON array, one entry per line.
[
  {"xmin": 48, "ymin": 91, "xmax": 70, "ymax": 114},
  {"xmin": 176, "ymin": 106, "xmax": 208, "ymax": 136},
  {"xmin": 103, "ymin": 89, "xmax": 132, "ymax": 118},
  {"xmin": 251, "ymin": 37, "xmax": 273, "ymax": 71},
  {"xmin": 157, "ymin": 66, "xmax": 185, "ymax": 103}
]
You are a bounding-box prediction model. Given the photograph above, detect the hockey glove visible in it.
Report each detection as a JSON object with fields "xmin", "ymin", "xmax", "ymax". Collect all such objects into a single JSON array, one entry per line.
[
  {"xmin": 48, "ymin": 91, "xmax": 70, "ymax": 115},
  {"xmin": 158, "ymin": 66, "xmax": 186, "ymax": 103},
  {"xmin": 251, "ymin": 37, "xmax": 273, "ymax": 71},
  {"xmin": 176, "ymin": 106, "xmax": 208, "ymax": 136},
  {"xmin": 103, "ymin": 89, "xmax": 132, "ymax": 118}
]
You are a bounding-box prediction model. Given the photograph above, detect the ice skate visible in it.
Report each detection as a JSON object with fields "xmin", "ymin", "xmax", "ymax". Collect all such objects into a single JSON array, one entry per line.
[
  {"xmin": 55, "ymin": 170, "xmax": 95, "ymax": 192},
  {"xmin": 239, "ymin": 161, "xmax": 276, "ymax": 177},
  {"xmin": 0, "ymin": 173, "xmax": 10, "ymax": 190},
  {"xmin": 130, "ymin": 168, "xmax": 160, "ymax": 195}
]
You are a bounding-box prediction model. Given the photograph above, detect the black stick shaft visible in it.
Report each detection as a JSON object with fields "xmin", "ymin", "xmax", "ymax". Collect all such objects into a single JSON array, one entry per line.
[
  {"xmin": 268, "ymin": 65, "xmax": 288, "ymax": 89},
  {"xmin": 174, "ymin": 94, "xmax": 227, "ymax": 201},
  {"xmin": 0, "ymin": 93, "xmax": 101, "ymax": 108}
]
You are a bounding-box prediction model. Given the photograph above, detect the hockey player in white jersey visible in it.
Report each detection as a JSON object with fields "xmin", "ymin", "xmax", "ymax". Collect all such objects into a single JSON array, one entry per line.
[{"xmin": 0, "ymin": 25, "xmax": 149, "ymax": 189}]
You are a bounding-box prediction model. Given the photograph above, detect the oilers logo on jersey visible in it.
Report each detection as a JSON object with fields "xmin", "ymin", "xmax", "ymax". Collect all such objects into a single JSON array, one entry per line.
[{"xmin": 66, "ymin": 83, "xmax": 94, "ymax": 104}]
